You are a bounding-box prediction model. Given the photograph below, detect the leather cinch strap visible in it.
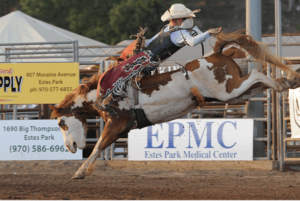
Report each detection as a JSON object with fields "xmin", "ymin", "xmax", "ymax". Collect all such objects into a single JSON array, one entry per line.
[{"xmin": 200, "ymin": 42, "xmax": 204, "ymax": 57}]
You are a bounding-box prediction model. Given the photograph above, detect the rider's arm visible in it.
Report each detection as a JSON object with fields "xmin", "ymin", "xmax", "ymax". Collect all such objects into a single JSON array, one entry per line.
[{"xmin": 171, "ymin": 27, "xmax": 211, "ymax": 47}]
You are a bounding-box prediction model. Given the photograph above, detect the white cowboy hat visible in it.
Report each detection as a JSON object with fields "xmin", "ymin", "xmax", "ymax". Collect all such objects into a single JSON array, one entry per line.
[{"xmin": 161, "ymin": 3, "xmax": 201, "ymax": 22}]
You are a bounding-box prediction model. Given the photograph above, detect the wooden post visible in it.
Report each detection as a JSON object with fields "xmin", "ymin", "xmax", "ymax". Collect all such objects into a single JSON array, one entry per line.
[{"xmin": 43, "ymin": 104, "xmax": 49, "ymax": 119}]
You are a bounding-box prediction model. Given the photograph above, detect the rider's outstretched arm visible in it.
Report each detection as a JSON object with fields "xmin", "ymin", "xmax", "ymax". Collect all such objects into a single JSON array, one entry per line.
[
  {"xmin": 171, "ymin": 28, "xmax": 210, "ymax": 47},
  {"xmin": 172, "ymin": 26, "xmax": 222, "ymax": 47}
]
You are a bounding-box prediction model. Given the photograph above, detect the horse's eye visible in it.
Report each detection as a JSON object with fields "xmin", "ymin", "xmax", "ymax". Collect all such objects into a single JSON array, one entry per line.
[{"xmin": 59, "ymin": 121, "xmax": 65, "ymax": 127}]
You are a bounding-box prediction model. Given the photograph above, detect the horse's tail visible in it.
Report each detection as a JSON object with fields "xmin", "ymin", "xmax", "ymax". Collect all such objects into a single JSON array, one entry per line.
[{"xmin": 214, "ymin": 29, "xmax": 296, "ymax": 78}]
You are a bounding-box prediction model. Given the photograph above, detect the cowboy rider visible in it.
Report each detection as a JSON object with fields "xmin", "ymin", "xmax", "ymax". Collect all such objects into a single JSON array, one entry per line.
[
  {"xmin": 117, "ymin": 3, "xmax": 222, "ymax": 68},
  {"xmin": 141, "ymin": 3, "xmax": 222, "ymax": 73}
]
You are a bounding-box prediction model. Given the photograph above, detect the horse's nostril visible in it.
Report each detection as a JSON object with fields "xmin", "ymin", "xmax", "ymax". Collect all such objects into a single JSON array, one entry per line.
[{"xmin": 73, "ymin": 141, "xmax": 77, "ymax": 149}]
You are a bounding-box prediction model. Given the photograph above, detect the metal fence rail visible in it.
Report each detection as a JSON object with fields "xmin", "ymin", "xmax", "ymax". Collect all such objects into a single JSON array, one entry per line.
[{"xmin": 0, "ymin": 41, "xmax": 126, "ymax": 63}]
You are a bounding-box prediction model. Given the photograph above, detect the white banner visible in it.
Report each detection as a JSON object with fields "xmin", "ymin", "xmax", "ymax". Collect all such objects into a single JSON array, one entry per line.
[
  {"xmin": 0, "ymin": 120, "xmax": 82, "ymax": 160},
  {"xmin": 289, "ymin": 88, "xmax": 300, "ymax": 138},
  {"xmin": 129, "ymin": 119, "xmax": 253, "ymax": 161}
]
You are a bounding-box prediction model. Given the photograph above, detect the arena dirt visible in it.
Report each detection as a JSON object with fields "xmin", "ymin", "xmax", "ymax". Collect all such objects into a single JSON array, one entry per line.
[{"xmin": 0, "ymin": 160, "xmax": 299, "ymax": 200}]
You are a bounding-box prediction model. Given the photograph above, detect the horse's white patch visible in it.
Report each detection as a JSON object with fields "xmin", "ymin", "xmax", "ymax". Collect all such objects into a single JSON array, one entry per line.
[
  {"xmin": 87, "ymin": 89, "xmax": 97, "ymax": 101},
  {"xmin": 118, "ymin": 99, "xmax": 131, "ymax": 110},
  {"xmin": 71, "ymin": 89, "xmax": 97, "ymax": 109},
  {"xmin": 72, "ymin": 96, "xmax": 85, "ymax": 109},
  {"xmin": 198, "ymin": 59, "xmax": 213, "ymax": 68},
  {"xmin": 59, "ymin": 116, "xmax": 86, "ymax": 153},
  {"xmin": 226, "ymin": 75, "xmax": 233, "ymax": 79}
]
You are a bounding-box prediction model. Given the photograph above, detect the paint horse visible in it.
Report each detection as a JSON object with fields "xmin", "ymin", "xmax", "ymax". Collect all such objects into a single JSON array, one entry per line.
[{"xmin": 50, "ymin": 31, "xmax": 300, "ymax": 179}]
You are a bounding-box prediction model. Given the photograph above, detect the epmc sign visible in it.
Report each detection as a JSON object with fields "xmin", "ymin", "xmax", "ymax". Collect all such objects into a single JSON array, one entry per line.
[{"xmin": 128, "ymin": 119, "xmax": 253, "ymax": 161}]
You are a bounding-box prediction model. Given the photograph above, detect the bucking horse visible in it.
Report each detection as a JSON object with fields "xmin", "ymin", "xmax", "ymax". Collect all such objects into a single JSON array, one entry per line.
[{"xmin": 50, "ymin": 31, "xmax": 300, "ymax": 179}]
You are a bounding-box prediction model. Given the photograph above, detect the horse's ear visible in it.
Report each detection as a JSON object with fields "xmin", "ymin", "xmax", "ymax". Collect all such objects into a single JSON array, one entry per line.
[
  {"xmin": 48, "ymin": 105, "xmax": 59, "ymax": 119},
  {"xmin": 48, "ymin": 105, "xmax": 58, "ymax": 112}
]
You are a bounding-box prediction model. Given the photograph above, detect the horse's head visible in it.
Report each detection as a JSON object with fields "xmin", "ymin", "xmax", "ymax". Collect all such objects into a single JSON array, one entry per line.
[
  {"xmin": 48, "ymin": 73, "xmax": 101, "ymax": 153},
  {"xmin": 49, "ymin": 104, "xmax": 88, "ymax": 153}
]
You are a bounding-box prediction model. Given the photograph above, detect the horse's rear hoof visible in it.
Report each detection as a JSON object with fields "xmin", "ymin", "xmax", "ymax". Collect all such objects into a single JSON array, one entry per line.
[{"xmin": 72, "ymin": 173, "xmax": 85, "ymax": 179}]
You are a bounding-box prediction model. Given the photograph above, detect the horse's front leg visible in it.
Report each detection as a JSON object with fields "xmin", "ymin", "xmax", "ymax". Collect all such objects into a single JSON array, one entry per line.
[
  {"xmin": 72, "ymin": 134, "xmax": 104, "ymax": 179},
  {"xmin": 72, "ymin": 123, "xmax": 118, "ymax": 179},
  {"xmin": 72, "ymin": 111, "xmax": 135, "ymax": 179}
]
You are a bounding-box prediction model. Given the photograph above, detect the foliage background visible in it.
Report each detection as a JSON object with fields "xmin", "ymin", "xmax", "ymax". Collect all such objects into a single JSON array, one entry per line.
[{"xmin": 1, "ymin": 0, "xmax": 300, "ymax": 45}]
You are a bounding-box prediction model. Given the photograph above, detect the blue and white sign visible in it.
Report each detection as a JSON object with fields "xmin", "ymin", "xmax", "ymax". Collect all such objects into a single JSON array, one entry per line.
[
  {"xmin": 0, "ymin": 120, "xmax": 82, "ymax": 160},
  {"xmin": 129, "ymin": 119, "xmax": 253, "ymax": 161}
]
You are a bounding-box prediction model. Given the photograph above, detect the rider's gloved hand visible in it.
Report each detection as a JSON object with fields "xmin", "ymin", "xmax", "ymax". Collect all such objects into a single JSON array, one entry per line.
[{"xmin": 208, "ymin": 27, "xmax": 222, "ymax": 36}]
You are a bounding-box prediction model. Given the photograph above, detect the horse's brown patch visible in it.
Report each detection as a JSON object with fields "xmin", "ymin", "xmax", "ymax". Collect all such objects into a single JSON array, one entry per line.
[
  {"xmin": 225, "ymin": 72, "xmax": 251, "ymax": 94},
  {"xmin": 185, "ymin": 60, "xmax": 200, "ymax": 72},
  {"xmin": 51, "ymin": 73, "xmax": 101, "ymax": 119},
  {"xmin": 206, "ymin": 53, "xmax": 251, "ymax": 94},
  {"xmin": 54, "ymin": 107, "xmax": 74, "ymax": 118},
  {"xmin": 206, "ymin": 54, "xmax": 232, "ymax": 84},
  {"xmin": 140, "ymin": 71, "xmax": 177, "ymax": 96},
  {"xmin": 56, "ymin": 73, "xmax": 101, "ymax": 110},
  {"xmin": 81, "ymin": 101, "xmax": 100, "ymax": 116},
  {"xmin": 190, "ymin": 86, "xmax": 206, "ymax": 107},
  {"xmin": 50, "ymin": 105, "xmax": 74, "ymax": 119},
  {"xmin": 55, "ymin": 106, "xmax": 87, "ymax": 124},
  {"xmin": 64, "ymin": 101, "xmax": 98, "ymax": 127}
]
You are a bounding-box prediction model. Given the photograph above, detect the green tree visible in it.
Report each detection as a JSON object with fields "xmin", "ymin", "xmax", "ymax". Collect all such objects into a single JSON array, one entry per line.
[
  {"xmin": 0, "ymin": 0, "xmax": 20, "ymax": 16},
  {"xmin": 109, "ymin": 0, "xmax": 182, "ymax": 44},
  {"xmin": 20, "ymin": 0, "xmax": 70, "ymax": 29}
]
